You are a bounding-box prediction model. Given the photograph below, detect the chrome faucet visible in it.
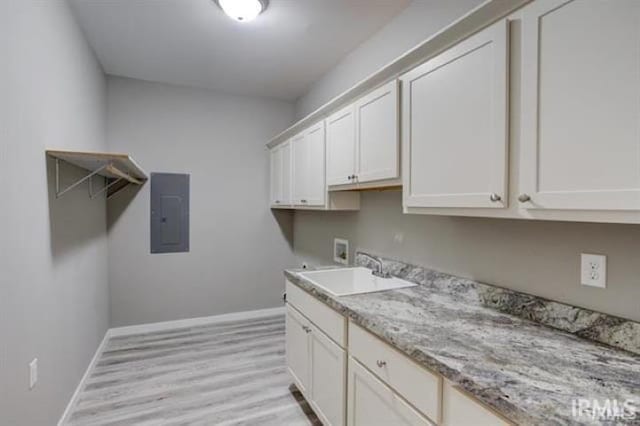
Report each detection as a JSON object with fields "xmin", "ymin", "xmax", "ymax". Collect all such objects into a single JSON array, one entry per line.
[{"xmin": 360, "ymin": 253, "xmax": 391, "ymax": 279}]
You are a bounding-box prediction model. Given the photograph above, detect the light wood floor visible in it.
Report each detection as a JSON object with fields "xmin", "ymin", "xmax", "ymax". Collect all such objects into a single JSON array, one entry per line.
[{"xmin": 65, "ymin": 313, "xmax": 320, "ymax": 426}]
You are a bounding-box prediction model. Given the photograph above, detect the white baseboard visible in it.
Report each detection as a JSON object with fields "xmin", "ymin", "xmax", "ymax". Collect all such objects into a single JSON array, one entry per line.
[
  {"xmin": 108, "ymin": 306, "xmax": 286, "ymax": 338},
  {"xmin": 57, "ymin": 330, "xmax": 110, "ymax": 426}
]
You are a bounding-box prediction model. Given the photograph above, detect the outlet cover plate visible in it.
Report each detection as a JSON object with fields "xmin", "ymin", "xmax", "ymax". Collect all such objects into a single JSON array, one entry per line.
[
  {"xmin": 333, "ymin": 238, "xmax": 349, "ymax": 265},
  {"xmin": 581, "ymin": 253, "xmax": 606, "ymax": 288}
]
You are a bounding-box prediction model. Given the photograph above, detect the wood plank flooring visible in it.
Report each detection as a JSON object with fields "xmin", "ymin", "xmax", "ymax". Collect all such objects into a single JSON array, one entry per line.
[{"xmin": 65, "ymin": 314, "xmax": 320, "ymax": 426}]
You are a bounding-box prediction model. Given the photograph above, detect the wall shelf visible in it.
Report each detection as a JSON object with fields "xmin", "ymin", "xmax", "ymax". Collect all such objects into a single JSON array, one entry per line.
[{"xmin": 46, "ymin": 150, "xmax": 148, "ymax": 199}]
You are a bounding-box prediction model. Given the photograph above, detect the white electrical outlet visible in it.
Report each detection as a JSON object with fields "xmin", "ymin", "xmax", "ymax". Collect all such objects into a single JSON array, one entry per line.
[
  {"xmin": 581, "ymin": 253, "xmax": 606, "ymax": 288},
  {"xmin": 29, "ymin": 358, "xmax": 38, "ymax": 389}
]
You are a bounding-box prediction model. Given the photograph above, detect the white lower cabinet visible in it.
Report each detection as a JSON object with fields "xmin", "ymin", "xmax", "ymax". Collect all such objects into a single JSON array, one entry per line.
[
  {"xmin": 349, "ymin": 321, "xmax": 441, "ymax": 422},
  {"xmin": 285, "ymin": 303, "xmax": 346, "ymax": 426},
  {"xmin": 285, "ymin": 305, "xmax": 311, "ymax": 394},
  {"xmin": 348, "ymin": 357, "xmax": 434, "ymax": 426},
  {"xmin": 442, "ymin": 381, "xmax": 510, "ymax": 426},
  {"xmin": 286, "ymin": 286, "xmax": 512, "ymax": 426},
  {"xmin": 309, "ymin": 322, "xmax": 347, "ymax": 426}
]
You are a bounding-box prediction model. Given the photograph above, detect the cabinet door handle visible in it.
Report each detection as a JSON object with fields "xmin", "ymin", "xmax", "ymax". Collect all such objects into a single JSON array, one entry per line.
[
  {"xmin": 376, "ymin": 360, "xmax": 387, "ymax": 368},
  {"xmin": 348, "ymin": 175, "xmax": 352, "ymax": 180},
  {"xmin": 275, "ymin": 200, "xmax": 280, "ymax": 204},
  {"xmin": 518, "ymin": 194, "xmax": 531, "ymax": 203},
  {"xmin": 301, "ymin": 325, "xmax": 311, "ymax": 333},
  {"xmin": 489, "ymin": 193, "xmax": 501, "ymax": 202},
  {"xmin": 301, "ymin": 199, "xmax": 307, "ymax": 203}
]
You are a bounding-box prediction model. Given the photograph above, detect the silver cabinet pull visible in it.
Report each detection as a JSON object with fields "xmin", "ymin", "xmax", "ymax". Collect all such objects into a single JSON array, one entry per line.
[
  {"xmin": 376, "ymin": 360, "xmax": 387, "ymax": 368},
  {"xmin": 275, "ymin": 200, "xmax": 280, "ymax": 204},
  {"xmin": 347, "ymin": 175, "xmax": 353, "ymax": 180},
  {"xmin": 301, "ymin": 199, "xmax": 307, "ymax": 203},
  {"xmin": 518, "ymin": 194, "xmax": 531, "ymax": 203},
  {"xmin": 489, "ymin": 193, "xmax": 501, "ymax": 202}
]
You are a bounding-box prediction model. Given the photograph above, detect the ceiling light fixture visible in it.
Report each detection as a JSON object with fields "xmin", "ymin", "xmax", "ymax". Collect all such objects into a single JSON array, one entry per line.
[{"xmin": 217, "ymin": 0, "xmax": 268, "ymax": 22}]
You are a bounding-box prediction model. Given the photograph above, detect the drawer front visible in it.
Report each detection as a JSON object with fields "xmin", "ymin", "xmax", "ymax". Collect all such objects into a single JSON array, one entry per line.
[
  {"xmin": 286, "ymin": 280, "xmax": 346, "ymax": 347},
  {"xmin": 442, "ymin": 382, "xmax": 511, "ymax": 426},
  {"xmin": 348, "ymin": 357, "xmax": 434, "ymax": 426},
  {"xmin": 349, "ymin": 321, "xmax": 441, "ymax": 423}
]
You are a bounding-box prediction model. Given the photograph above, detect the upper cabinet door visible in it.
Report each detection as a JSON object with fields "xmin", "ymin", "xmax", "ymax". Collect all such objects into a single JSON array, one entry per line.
[
  {"xmin": 280, "ymin": 140, "xmax": 292, "ymax": 205},
  {"xmin": 326, "ymin": 104, "xmax": 357, "ymax": 186},
  {"xmin": 402, "ymin": 20, "xmax": 509, "ymax": 209},
  {"xmin": 520, "ymin": 0, "xmax": 640, "ymax": 211},
  {"xmin": 355, "ymin": 80, "xmax": 400, "ymax": 183},
  {"xmin": 270, "ymin": 145, "xmax": 282, "ymax": 205},
  {"xmin": 291, "ymin": 132, "xmax": 307, "ymax": 205},
  {"xmin": 304, "ymin": 122, "xmax": 327, "ymax": 206}
]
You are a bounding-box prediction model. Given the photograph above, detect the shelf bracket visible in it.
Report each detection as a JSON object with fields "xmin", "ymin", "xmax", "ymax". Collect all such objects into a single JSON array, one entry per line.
[
  {"xmin": 89, "ymin": 176, "xmax": 123, "ymax": 199},
  {"xmin": 106, "ymin": 181, "xmax": 131, "ymax": 200},
  {"xmin": 55, "ymin": 158, "xmax": 110, "ymax": 199}
]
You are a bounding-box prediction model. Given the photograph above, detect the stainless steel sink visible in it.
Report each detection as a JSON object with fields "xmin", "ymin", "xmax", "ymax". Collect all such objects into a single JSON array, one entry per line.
[{"xmin": 298, "ymin": 267, "xmax": 416, "ymax": 296}]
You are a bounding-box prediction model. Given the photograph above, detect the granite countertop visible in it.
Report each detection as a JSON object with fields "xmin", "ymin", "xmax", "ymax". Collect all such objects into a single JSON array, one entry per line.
[{"xmin": 284, "ymin": 257, "xmax": 640, "ymax": 426}]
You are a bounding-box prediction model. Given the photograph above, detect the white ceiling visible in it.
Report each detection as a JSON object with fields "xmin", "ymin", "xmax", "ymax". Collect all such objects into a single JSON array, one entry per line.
[{"xmin": 70, "ymin": 0, "xmax": 411, "ymax": 100}]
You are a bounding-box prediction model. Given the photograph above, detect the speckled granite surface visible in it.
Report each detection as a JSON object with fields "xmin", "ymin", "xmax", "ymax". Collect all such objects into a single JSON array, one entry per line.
[{"xmin": 285, "ymin": 253, "xmax": 640, "ymax": 425}]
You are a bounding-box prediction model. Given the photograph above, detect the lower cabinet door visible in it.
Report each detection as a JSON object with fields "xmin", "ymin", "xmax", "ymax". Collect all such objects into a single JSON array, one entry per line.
[
  {"xmin": 442, "ymin": 382, "xmax": 510, "ymax": 426},
  {"xmin": 285, "ymin": 305, "xmax": 310, "ymax": 393},
  {"xmin": 309, "ymin": 323, "xmax": 346, "ymax": 426},
  {"xmin": 348, "ymin": 357, "xmax": 434, "ymax": 426}
]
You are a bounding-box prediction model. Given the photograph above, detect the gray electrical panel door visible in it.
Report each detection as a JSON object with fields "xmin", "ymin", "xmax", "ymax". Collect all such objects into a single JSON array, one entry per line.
[{"xmin": 150, "ymin": 173, "xmax": 190, "ymax": 253}]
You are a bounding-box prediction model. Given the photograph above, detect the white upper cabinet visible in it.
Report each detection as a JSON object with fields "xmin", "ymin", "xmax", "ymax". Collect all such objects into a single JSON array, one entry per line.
[
  {"xmin": 326, "ymin": 104, "xmax": 357, "ymax": 186},
  {"xmin": 355, "ymin": 80, "xmax": 400, "ymax": 184},
  {"xmin": 326, "ymin": 80, "xmax": 399, "ymax": 189},
  {"xmin": 270, "ymin": 141, "xmax": 292, "ymax": 206},
  {"xmin": 291, "ymin": 122, "xmax": 327, "ymax": 207},
  {"xmin": 270, "ymin": 144, "xmax": 283, "ymax": 205},
  {"xmin": 281, "ymin": 141, "xmax": 292, "ymax": 205},
  {"xmin": 402, "ymin": 19, "xmax": 509, "ymax": 209},
  {"xmin": 519, "ymin": 0, "xmax": 640, "ymax": 211},
  {"xmin": 274, "ymin": 121, "xmax": 359, "ymax": 211},
  {"xmin": 291, "ymin": 131, "xmax": 308, "ymax": 205},
  {"xmin": 305, "ymin": 122, "xmax": 327, "ymax": 206}
]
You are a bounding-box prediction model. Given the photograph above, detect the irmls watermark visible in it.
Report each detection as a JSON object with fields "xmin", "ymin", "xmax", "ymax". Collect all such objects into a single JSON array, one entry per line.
[{"xmin": 572, "ymin": 398, "xmax": 638, "ymax": 421}]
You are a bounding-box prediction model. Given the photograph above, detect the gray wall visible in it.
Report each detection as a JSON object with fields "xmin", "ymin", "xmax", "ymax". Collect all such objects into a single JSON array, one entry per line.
[
  {"xmin": 295, "ymin": 191, "xmax": 640, "ymax": 323},
  {"xmin": 0, "ymin": 1, "xmax": 109, "ymax": 425},
  {"xmin": 292, "ymin": 0, "xmax": 640, "ymax": 323},
  {"xmin": 295, "ymin": 0, "xmax": 484, "ymax": 118},
  {"xmin": 106, "ymin": 77, "xmax": 296, "ymax": 327}
]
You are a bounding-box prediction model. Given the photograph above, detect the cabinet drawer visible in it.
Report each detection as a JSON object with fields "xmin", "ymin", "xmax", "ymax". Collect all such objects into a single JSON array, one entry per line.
[
  {"xmin": 286, "ymin": 280, "xmax": 346, "ymax": 347},
  {"xmin": 348, "ymin": 357, "xmax": 434, "ymax": 426},
  {"xmin": 442, "ymin": 381, "xmax": 511, "ymax": 426},
  {"xmin": 349, "ymin": 321, "xmax": 441, "ymax": 423}
]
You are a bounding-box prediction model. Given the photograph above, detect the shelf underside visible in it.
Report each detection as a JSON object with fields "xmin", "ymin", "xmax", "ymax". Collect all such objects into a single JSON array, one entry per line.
[{"xmin": 47, "ymin": 150, "xmax": 148, "ymax": 184}]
